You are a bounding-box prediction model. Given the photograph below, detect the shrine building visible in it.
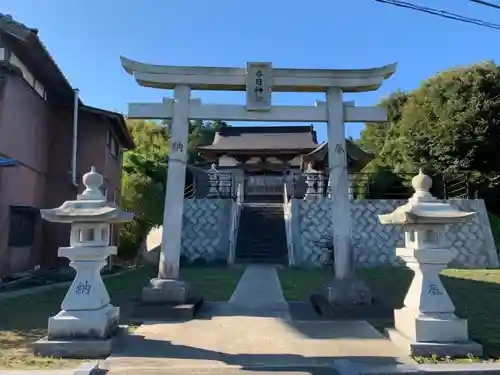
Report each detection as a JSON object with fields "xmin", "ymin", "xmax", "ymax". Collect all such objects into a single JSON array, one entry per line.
[{"xmin": 196, "ymin": 125, "xmax": 372, "ymax": 202}]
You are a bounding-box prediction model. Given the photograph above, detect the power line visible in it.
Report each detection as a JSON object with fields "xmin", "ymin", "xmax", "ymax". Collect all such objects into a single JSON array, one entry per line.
[
  {"xmin": 375, "ymin": 0, "xmax": 500, "ymax": 30},
  {"xmin": 470, "ymin": 0, "xmax": 500, "ymax": 11}
]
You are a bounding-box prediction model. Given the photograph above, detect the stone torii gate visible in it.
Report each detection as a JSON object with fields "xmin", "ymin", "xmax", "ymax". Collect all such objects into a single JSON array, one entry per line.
[{"xmin": 121, "ymin": 57, "xmax": 396, "ymax": 304}]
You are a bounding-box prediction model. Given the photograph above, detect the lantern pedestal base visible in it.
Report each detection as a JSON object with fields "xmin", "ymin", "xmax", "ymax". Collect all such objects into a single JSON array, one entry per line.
[
  {"xmin": 386, "ymin": 328, "xmax": 483, "ymax": 358},
  {"xmin": 324, "ymin": 277, "xmax": 371, "ymax": 306},
  {"xmin": 46, "ymin": 304, "xmax": 119, "ymax": 340},
  {"xmin": 33, "ymin": 304, "xmax": 120, "ymax": 358},
  {"xmin": 395, "ymin": 308, "xmax": 468, "ymax": 343},
  {"xmin": 33, "ymin": 338, "xmax": 114, "ymax": 359},
  {"xmin": 387, "ymin": 308, "xmax": 483, "ymax": 357}
]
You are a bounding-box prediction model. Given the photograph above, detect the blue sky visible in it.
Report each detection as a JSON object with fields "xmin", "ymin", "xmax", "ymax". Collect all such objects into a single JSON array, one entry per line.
[{"xmin": 3, "ymin": 0, "xmax": 500, "ymax": 142}]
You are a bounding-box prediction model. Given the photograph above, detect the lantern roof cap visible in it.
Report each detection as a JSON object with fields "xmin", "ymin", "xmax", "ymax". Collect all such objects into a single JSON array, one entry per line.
[
  {"xmin": 40, "ymin": 167, "xmax": 134, "ymax": 224},
  {"xmin": 379, "ymin": 169, "xmax": 475, "ymax": 225}
]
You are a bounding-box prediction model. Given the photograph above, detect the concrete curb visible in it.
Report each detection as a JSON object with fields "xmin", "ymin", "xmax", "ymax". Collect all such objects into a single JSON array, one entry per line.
[
  {"xmin": 419, "ymin": 363, "xmax": 500, "ymax": 374},
  {"xmin": 333, "ymin": 359, "xmax": 500, "ymax": 375},
  {"xmin": 0, "ymin": 268, "xmax": 138, "ymax": 301},
  {"xmin": 0, "ymin": 371, "xmax": 75, "ymax": 375},
  {"xmin": 0, "ymin": 359, "xmax": 99, "ymax": 375}
]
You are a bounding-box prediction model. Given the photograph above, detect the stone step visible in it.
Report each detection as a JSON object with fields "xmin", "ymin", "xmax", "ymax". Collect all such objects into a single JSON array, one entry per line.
[
  {"xmin": 237, "ymin": 236, "xmax": 287, "ymax": 243},
  {"xmin": 239, "ymin": 222, "xmax": 285, "ymax": 228},
  {"xmin": 236, "ymin": 251, "xmax": 287, "ymax": 258},
  {"xmin": 242, "ymin": 211, "xmax": 284, "ymax": 216},
  {"xmin": 241, "ymin": 211, "xmax": 283, "ymax": 216},
  {"xmin": 235, "ymin": 204, "xmax": 288, "ymax": 264},
  {"xmin": 235, "ymin": 258, "xmax": 288, "ymax": 265},
  {"xmin": 236, "ymin": 249, "xmax": 287, "ymax": 256},
  {"xmin": 238, "ymin": 226, "xmax": 285, "ymax": 232},
  {"xmin": 241, "ymin": 213, "xmax": 284, "ymax": 217},
  {"xmin": 242, "ymin": 216, "xmax": 284, "ymax": 220},
  {"xmin": 234, "ymin": 248, "xmax": 287, "ymax": 256},
  {"xmin": 236, "ymin": 241, "xmax": 287, "ymax": 248},
  {"xmin": 238, "ymin": 224, "xmax": 285, "ymax": 230},
  {"xmin": 235, "ymin": 244, "xmax": 286, "ymax": 250}
]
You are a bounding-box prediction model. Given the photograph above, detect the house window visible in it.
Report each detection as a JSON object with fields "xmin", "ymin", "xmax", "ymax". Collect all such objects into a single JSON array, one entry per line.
[
  {"xmin": 8, "ymin": 206, "xmax": 39, "ymax": 247},
  {"xmin": 107, "ymin": 130, "xmax": 120, "ymax": 159}
]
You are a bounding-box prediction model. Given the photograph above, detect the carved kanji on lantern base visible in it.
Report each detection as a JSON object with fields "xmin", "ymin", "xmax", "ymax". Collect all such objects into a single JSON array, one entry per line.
[
  {"xmin": 379, "ymin": 170, "xmax": 482, "ymax": 357},
  {"xmin": 32, "ymin": 167, "xmax": 133, "ymax": 359}
]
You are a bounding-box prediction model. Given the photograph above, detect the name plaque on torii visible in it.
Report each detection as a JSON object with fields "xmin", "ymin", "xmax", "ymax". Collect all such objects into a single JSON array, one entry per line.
[{"xmin": 246, "ymin": 62, "xmax": 272, "ymax": 111}]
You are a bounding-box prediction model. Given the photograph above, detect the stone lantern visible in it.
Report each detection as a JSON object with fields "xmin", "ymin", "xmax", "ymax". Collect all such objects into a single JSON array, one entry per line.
[
  {"xmin": 207, "ymin": 162, "xmax": 220, "ymax": 197},
  {"xmin": 378, "ymin": 169, "xmax": 482, "ymax": 357},
  {"xmin": 33, "ymin": 167, "xmax": 134, "ymax": 358},
  {"xmin": 304, "ymin": 162, "xmax": 319, "ymax": 199}
]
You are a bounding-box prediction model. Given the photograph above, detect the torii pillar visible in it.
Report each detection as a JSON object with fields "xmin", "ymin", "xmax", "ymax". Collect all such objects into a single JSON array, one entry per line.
[{"xmin": 324, "ymin": 88, "xmax": 371, "ymax": 305}]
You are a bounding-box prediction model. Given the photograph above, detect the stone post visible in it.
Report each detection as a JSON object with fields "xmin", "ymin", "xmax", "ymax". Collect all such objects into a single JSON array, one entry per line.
[
  {"xmin": 379, "ymin": 170, "xmax": 482, "ymax": 357},
  {"xmin": 33, "ymin": 167, "xmax": 133, "ymax": 358}
]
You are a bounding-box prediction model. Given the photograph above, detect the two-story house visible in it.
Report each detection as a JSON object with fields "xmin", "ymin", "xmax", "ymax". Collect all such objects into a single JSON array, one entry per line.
[{"xmin": 0, "ymin": 14, "xmax": 135, "ymax": 277}]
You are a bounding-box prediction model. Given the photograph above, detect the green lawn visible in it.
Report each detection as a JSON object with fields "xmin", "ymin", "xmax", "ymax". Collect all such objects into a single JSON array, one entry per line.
[
  {"xmin": 0, "ymin": 265, "xmax": 243, "ymax": 369},
  {"xmin": 279, "ymin": 266, "xmax": 500, "ymax": 362}
]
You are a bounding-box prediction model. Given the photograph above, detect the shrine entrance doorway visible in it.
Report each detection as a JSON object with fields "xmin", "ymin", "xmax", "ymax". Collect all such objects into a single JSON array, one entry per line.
[{"xmin": 244, "ymin": 170, "xmax": 284, "ymax": 202}]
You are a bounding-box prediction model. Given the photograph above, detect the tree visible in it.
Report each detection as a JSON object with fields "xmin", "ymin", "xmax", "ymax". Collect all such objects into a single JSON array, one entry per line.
[
  {"xmin": 119, "ymin": 119, "xmax": 229, "ymax": 259},
  {"xmin": 358, "ymin": 90, "xmax": 410, "ymax": 157},
  {"xmin": 400, "ymin": 61, "xmax": 500, "ymax": 185},
  {"xmin": 359, "ymin": 61, "xmax": 500, "ymax": 204},
  {"xmin": 119, "ymin": 120, "xmax": 170, "ymax": 258}
]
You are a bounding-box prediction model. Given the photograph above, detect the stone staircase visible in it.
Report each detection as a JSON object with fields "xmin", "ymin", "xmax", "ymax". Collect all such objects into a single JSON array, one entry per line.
[{"xmin": 235, "ymin": 204, "xmax": 288, "ymax": 264}]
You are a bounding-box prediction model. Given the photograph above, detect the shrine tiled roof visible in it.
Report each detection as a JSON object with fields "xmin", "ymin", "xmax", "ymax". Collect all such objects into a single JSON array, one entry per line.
[
  {"xmin": 198, "ymin": 126, "xmax": 319, "ymax": 151},
  {"xmin": 303, "ymin": 140, "xmax": 373, "ymax": 171}
]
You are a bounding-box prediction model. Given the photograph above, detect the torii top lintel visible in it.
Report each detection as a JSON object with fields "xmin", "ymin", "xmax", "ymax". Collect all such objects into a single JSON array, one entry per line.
[{"xmin": 120, "ymin": 57, "xmax": 397, "ymax": 93}]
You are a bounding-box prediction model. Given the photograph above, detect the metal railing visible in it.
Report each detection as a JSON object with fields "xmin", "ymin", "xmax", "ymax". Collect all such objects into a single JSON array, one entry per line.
[
  {"xmin": 184, "ymin": 169, "xmax": 474, "ymax": 201},
  {"xmin": 184, "ymin": 184, "xmax": 196, "ymax": 199},
  {"xmin": 190, "ymin": 172, "xmax": 236, "ymax": 199},
  {"xmin": 290, "ymin": 171, "xmax": 474, "ymax": 200}
]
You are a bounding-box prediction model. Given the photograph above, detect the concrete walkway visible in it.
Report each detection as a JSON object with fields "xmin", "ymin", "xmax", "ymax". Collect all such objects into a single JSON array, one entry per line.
[
  {"xmin": 102, "ymin": 265, "xmax": 416, "ymax": 374},
  {"xmin": 227, "ymin": 265, "xmax": 289, "ymax": 315}
]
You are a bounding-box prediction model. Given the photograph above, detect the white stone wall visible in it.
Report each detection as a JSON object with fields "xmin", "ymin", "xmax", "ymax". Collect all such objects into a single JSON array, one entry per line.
[
  {"xmin": 291, "ymin": 198, "xmax": 499, "ymax": 268},
  {"xmin": 181, "ymin": 199, "xmax": 232, "ymax": 262}
]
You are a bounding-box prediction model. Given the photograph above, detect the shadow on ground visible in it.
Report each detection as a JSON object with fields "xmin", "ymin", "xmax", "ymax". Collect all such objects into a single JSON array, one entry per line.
[{"xmin": 108, "ymin": 333, "xmax": 408, "ymax": 373}]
